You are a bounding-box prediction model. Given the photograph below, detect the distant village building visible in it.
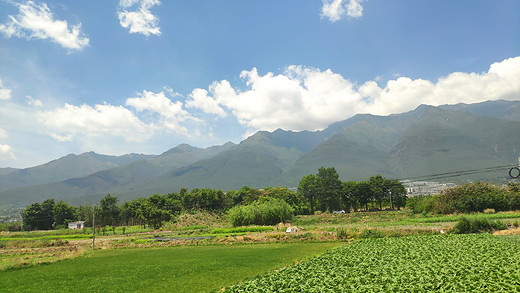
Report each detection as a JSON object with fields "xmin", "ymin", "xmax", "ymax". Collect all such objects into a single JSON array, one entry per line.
[
  {"xmin": 68, "ymin": 221, "xmax": 85, "ymax": 229},
  {"xmin": 403, "ymin": 180, "xmax": 456, "ymax": 196}
]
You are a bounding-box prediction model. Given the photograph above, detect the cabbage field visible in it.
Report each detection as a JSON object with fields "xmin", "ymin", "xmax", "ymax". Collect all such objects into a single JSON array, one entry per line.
[{"xmin": 224, "ymin": 234, "xmax": 520, "ymax": 292}]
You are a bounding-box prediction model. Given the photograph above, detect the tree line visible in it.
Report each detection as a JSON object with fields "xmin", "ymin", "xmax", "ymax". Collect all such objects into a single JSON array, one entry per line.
[
  {"xmin": 298, "ymin": 167, "xmax": 407, "ymax": 214},
  {"xmin": 21, "ymin": 167, "xmax": 406, "ymax": 230}
]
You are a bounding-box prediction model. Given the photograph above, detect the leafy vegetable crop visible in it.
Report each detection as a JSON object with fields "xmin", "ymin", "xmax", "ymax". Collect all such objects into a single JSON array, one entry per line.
[{"xmin": 224, "ymin": 234, "xmax": 520, "ymax": 292}]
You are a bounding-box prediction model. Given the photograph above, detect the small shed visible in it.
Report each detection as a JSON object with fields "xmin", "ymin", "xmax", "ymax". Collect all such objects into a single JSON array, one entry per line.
[
  {"xmin": 286, "ymin": 226, "xmax": 299, "ymax": 233},
  {"xmin": 68, "ymin": 221, "xmax": 85, "ymax": 229}
]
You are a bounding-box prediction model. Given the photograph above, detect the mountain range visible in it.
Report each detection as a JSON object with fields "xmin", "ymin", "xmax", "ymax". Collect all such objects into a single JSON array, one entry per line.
[{"xmin": 1, "ymin": 100, "xmax": 519, "ymax": 212}]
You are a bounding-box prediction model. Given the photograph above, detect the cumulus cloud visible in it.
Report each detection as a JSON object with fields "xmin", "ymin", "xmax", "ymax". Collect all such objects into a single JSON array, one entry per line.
[
  {"xmin": 0, "ymin": 79, "xmax": 12, "ymax": 100},
  {"xmin": 0, "ymin": 1, "xmax": 89, "ymax": 50},
  {"xmin": 0, "ymin": 144, "xmax": 15, "ymax": 160},
  {"xmin": 39, "ymin": 103, "xmax": 150, "ymax": 142},
  {"xmin": 118, "ymin": 0, "xmax": 161, "ymax": 36},
  {"xmin": 125, "ymin": 90, "xmax": 198, "ymax": 134},
  {"xmin": 193, "ymin": 56, "xmax": 520, "ymax": 133},
  {"xmin": 321, "ymin": 0, "xmax": 364, "ymax": 22},
  {"xmin": 186, "ymin": 88, "xmax": 227, "ymax": 118}
]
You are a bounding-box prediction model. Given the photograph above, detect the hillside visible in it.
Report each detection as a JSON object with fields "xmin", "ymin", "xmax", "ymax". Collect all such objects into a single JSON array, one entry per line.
[
  {"xmin": 0, "ymin": 152, "xmax": 152, "ymax": 193},
  {"xmin": 0, "ymin": 100, "xmax": 518, "ymax": 210}
]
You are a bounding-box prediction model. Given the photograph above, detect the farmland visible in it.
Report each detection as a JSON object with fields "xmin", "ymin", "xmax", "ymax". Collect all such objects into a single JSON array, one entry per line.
[
  {"xmin": 224, "ymin": 234, "xmax": 520, "ymax": 292},
  {"xmin": 0, "ymin": 242, "xmax": 339, "ymax": 293},
  {"xmin": 2, "ymin": 210, "xmax": 520, "ymax": 292}
]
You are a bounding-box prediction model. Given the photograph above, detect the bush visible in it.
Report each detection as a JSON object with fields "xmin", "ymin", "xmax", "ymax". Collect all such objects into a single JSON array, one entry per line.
[
  {"xmin": 335, "ymin": 227, "xmax": 349, "ymax": 239},
  {"xmin": 407, "ymin": 195, "xmax": 435, "ymax": 214},
  {"xmin": 452, "ymin": 217, "xmax": 506, "ymax": 234},
  {"xmin": 359, "ymin": 229, "xmax": 384, "ymax": 239},
  {"xmin": 228, "ymin": 199, "xmax": 294, "ymax": 227},
  {"xmin": 408, "ymin": 182, "xmax": 520, "ymax": 215}
]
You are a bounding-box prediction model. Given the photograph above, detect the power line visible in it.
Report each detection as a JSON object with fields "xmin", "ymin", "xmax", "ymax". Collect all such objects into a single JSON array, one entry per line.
[{"xmin": 396, "ymin": 165, "xmax": 514, "ymax": 182}]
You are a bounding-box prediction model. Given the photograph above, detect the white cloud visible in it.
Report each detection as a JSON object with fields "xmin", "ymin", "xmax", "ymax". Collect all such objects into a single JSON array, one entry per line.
[
  {"xmin": 321, "ymin": 0, "xmax": 364, "ymax": 22},
  {"xmin": 0, "ymin": 144, "xmax": 15, "ymax": 160},
  {"xmin": 118, "ymin": 0, "xmax": 161, "ymax": 36},
  {"xmin": 0, "ymin": 1, "xmax": 89, "ymax": 50},
  {"xmin": 193, "ymin": 56, "xmax": 520, "ymax": 133},
  {"xmin": 26, "ymin": 95, "xmax": 43, "ymax": 107},
  {"xmin": 0, "ymin": 79, "xmax": 12, "ymax": 100},
  {"xmin": 346, "ymin": 0, "xmax": 364, "ymax": 18},
  {"xmin": 186, "ymin": 88, "xmax": 227, "ymax": 118},
  {"xmin": 39, "ymin": 103, "xmax": 150, "ymax": 142},
  {"xmin": 125, "ymin": 90, "xmax": 198, "ymax": 134},
  {"xmin": 0, "ymin": 128, "xmax": 8, "ymax": 139}
]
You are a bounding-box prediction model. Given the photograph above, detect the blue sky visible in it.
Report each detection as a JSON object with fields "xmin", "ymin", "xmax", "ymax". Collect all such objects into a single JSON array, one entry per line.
[{"xmin": 0, "ymin": 0, "xmax": 519, "ymax": 168}]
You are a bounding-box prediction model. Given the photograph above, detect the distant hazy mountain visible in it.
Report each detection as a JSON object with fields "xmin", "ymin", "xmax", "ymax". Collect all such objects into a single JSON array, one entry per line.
[
  {"xmin": 0, "ymin": 152, "xmax": 153, "ymax": 193},
  {"xmin": 0, "ymin": 168, "xmax": 18, "ymax": 176},
  {"xmin": 0, "ymin": 100, "xmax": 518, "ymax": 210},
  {"xmin": 0, "ymin": 143, "xmax": 235, "ymax": 207},
  {"xmin": 440, "ymin": 100, "xmax": 520, "ymax": 121}
]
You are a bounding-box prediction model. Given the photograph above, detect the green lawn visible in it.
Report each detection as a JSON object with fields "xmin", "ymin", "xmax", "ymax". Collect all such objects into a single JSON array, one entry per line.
[{"xmin": 0, "ymin": 242, "xmax": 340, "ymax": 292}]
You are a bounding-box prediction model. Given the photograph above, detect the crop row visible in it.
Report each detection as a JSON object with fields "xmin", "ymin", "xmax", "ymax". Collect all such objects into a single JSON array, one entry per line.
[{"xmin": 224, "ymin": 234, "xmax": 520, "ymax": 292}]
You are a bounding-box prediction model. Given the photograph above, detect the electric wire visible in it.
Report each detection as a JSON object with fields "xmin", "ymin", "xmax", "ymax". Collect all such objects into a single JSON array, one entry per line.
[{"xmin": 396, "ymin": 164, "xmax": 515, "ymax": 182}]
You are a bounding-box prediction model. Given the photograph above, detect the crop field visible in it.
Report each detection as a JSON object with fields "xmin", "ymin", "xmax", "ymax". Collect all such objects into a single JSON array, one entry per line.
[
  {"xmin": 0, "ymin": 242, "xmax": 339, "ymax": 293},
  {"xmin": 224, "ymin": 234, "xmax": 520, "ymax": 292}
]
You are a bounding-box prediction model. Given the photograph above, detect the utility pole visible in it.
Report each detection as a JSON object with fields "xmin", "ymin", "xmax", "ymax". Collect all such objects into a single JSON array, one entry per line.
[{"xmin": 92, "ymin": 205, "xmax": 95, "ymax": 250}]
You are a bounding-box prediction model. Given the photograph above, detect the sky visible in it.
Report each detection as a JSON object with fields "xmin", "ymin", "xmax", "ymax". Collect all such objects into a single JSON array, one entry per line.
[{"xmin": 0, "ymin": 0, "xmax": 519, "ymax": 168}]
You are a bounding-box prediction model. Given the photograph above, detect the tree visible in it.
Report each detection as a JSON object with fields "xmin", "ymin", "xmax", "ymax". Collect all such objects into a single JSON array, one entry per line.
[
  {"xmin": 232, "ymin": 186, "xmax": 262, "ymax": 205},
  {"xmin": 22, "ymin": 203, "xmax": 43, "ymax": 231},
  {"xmin": 98, "ymin": 194, "xmax": 120, "ymax": 226},
  {"xmin": 121, "ymin": 198, "xmax": 146, "ymax": 226},
  {"xmin": 41, "ymin": 198, "xmax": 56, "ymax": 229},
  {"xmin": 53, "ymin": 201, "xmax": 76, "ymax": 226},
  {"xmin": 389, "ymin": 180, "xmax": 407, "ymax": 210},
  {"xmin": 342, "ymin": 181, "xmax": 358, "ymax": 212},
  {"xmin": 316, "ymin": 167, "xmax": 343, "ymax": 213},
  {"xmin": 355, "ymin": 181, "xmax": 372, "ymax": 211},
  {"xmin": 369, "ymin": 175, "xmax": 390, "ymax": 210},
  {"xmin": 298, "ymin": 174, "xmax": 317, "ymax": 214}
]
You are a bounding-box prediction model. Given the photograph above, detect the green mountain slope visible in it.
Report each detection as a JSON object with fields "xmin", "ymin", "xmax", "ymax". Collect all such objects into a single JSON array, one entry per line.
[
  {"xmin": 0, "ymin": 143, "xmax": 235, "ymax": 207},
  {"xmin": 0, "ymin": 152, "xmax": 152, "ymax": 193},
  {"xmin": 1, "ymin": 100, "xmax": 518, "ymax": 209}
]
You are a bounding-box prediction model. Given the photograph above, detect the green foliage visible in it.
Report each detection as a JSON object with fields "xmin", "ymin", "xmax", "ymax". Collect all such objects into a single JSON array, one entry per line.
[
  {"xmin": 298, "ymin": 174, "xmax": 317, "ymax": 213},
  {"xmin": 210, "ymin": 226, "xmax": 274, "ymax": 234},
  {"xmin": 22, "ymin": 199, "xmax": 55, "ymax": 230},
  {"xmin": 411, "ymin": 182, "xmax": 520, "ymax": 214},
  {"xmin": 316, "ymin": 167, "xmax": 343, "ymax": 213},
  {"xmin": 407, "ymin": 194, "xmax": 435, "ymax": 214},
  {"xmin": 228, "ymin": 199, "xmax": 294, "ymax": 227},
  {"xmin": 98, "ymin": 194, "xmax": 120, "ymax": 227},
  {"xmin": 224, "ymin": 234, "xmax": 520, "ymax": 292},
  {"xmin": 53, "ymin": 201, "xmax": 76, "ymax": 226},
  {"xmin": 452, "ymin": 217, "xmax": 506, "ymax": 234},
  {"xmin": 359, "ymin": 229, "xmax": 384, "ymax": 239}
]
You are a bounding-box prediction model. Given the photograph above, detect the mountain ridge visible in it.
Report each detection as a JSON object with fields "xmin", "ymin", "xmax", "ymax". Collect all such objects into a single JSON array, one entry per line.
[{"xmin": 0, "ymin": 100, "xmax": 518, "ymax": 210}]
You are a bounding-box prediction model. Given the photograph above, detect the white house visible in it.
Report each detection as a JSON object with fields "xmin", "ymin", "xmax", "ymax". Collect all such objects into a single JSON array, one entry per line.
[{"xmin": 68, "ymin": 221, "xmax": 85, "ymax": 229}]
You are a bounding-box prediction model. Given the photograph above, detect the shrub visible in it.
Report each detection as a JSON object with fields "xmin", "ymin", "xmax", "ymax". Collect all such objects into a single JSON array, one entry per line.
[
  {"xmin": 452, "ymin": 217, "xmax": 506, "ymax": 234},
  {"xmin": 359, "ymin": 229, "xmax": 384, "ymax": 239},
  {"xmin": 335, "ymin": 227, "xmax": 349, "ymax": 239},
  {"xmin": 483, "ymin": 208, "xmax": 496, "ymax": 214},
  {"xmin": 407, "ymin": 195, "xmax": 435, "ymax": 214},
  {"xmin": 228, "ymin": 199, "xmax": 294, "ymax": 227}
]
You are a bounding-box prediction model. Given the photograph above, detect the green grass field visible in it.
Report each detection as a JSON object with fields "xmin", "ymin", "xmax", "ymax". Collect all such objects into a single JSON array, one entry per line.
[{"xmin": 0, "ymin": 242, "xmax": 340, "ymax": 292}]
